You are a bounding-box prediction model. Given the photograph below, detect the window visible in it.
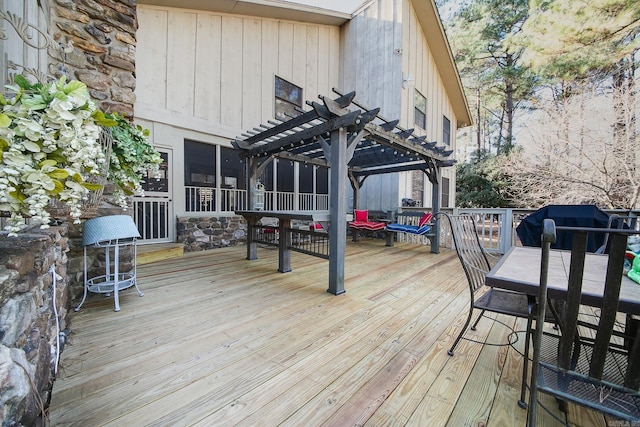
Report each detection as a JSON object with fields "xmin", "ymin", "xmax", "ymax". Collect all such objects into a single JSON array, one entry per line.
[
  {"xmin": 299, "ymin": 164, "xmax": 314, "ymax": 193},
  {"xmin": 316, "ymin": 167, "xmax": 329, "ymax": 194},
  {"xmin": 276, "ymin": 159, "xmax": 294, "ymax": 193},
  {"xmin": 142, "ymin": 151, "xmax": 168, "ymax": 192},
  {"xmin": 184, "ymin": 139, "xmax": 216, "ymax": 211},
  {"xmin": 414, "ymin": 89, "xmax": 426, "ymax": 129},
  {"xmin": 441, "ymin": 177, "xmax": 450, "ymax": 208},
  {"xmin": 220, "ymin": 146, "xmax": 246, "ymax": 190},
  {"xmin": 275, "ymin": 76, "xmax": 303, "ymax": 121},
  {"xmin": 443, "ymin": 116, "xmax": 451, "ymax": 146},
  {"xmin": 184, "ymin": 140, "xmax": 216, "ymax": 187}
]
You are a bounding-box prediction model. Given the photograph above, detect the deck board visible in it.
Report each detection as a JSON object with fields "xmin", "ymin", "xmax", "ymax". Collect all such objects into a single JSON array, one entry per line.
[{"xmin": 49, "ymin": 240, "xmax": 598, "ymax": 426}]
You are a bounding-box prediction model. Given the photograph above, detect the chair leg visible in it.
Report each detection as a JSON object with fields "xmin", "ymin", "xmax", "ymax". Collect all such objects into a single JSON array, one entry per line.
[
  {"xmin": 470, "ymin": 309, "xmax": 486, "ymax": 331},
  {"xmin": 448, "ymin": 305, "xmax": 476, "ymax": 356},
  {"xmin": 518, "ymin": 315, "xmax": 533, "ymax": 409}
]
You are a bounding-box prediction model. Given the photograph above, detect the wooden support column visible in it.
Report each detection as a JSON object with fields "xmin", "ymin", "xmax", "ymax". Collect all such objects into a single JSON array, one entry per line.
[
  {"xmin": 328, "ymin": 127, "xmax": 348, "ymax": 295},
  {"xmin": 278, "ymin": 218, "xmax": 292, "ymax": 273},
  {"xmin": 426, "ymin": 163, "xmax": 441, "ymax": 254},
  {"xmin": 348, "ymin": 172, "xmax": 366, "ymax": 211}
]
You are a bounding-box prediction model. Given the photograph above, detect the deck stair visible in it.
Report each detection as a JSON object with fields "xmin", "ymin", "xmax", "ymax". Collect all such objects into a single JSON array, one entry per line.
[{"xmin": 137, "ymin": 242, "xmax": 184, "ymax": 265}]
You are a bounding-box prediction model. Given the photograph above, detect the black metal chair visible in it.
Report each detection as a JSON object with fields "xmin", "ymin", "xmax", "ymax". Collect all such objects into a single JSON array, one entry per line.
[
  {"xmin": 442, "ymin": 213, "xmax": 554, "ymax": 407},
  {"xmin": 528, "ymin": 220, "xmax": 640, "ymax": 425}
]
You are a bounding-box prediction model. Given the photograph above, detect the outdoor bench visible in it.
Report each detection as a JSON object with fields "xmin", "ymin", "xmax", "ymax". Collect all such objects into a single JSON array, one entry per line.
[
  {"xmin": 348, "ymin": 209, "xmax": 392, "ymax": 243},
  {"xmin": 384, "ymin": 211, "xmax": 434, "ymax": 246}
]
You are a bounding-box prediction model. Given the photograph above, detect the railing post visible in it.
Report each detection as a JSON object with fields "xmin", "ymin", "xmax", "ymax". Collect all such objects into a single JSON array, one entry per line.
[{"xmin": 501, "ymin": 209, "xmax": 513, "ymax": 253}]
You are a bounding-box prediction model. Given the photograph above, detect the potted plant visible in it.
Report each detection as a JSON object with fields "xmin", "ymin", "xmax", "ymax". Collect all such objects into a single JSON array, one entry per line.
[{"xmin": 0, "ymin": 75, "xmax": 161, "ymax": 236}]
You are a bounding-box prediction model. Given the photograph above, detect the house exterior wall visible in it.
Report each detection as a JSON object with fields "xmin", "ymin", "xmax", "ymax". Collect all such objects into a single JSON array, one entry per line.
[
  {"xmin": 135, "ymin": 5, "xmax": 342, "ymax": 239},
  {"xmin": 135, "ymin": 5, "xmax": 341, "ymax": 150},
  {"xmin": 134, "ymin": 1, "xmax": 466, "ymax": 241},
  {"xmin": 0, "ymin": 0, "xmax": 49, "ymax": 84},
  {"xmin": 342, "ymin": 0, "xmax": 459, "ymax": 211}
]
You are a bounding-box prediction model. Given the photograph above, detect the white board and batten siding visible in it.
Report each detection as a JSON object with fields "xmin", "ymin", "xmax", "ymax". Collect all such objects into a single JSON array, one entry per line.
[
  {"xmin": 135, "ymin": 5, "xmax": 341, "ymax": 140},
  {"xmin": 342, "ymin": 0, "xmax": 458, "ymax": 210}
]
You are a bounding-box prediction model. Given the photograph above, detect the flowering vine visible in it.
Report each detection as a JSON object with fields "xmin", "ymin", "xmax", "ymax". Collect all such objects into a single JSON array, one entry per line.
[{"xmin": 0, "ymin": 75, "xmax": 161, "ymax": 236}]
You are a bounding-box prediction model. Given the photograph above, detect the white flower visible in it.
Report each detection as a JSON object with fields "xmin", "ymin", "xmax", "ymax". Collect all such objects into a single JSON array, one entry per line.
[{"xmin": 0, "ymin": 75, "xmax": 105, "ymax": 236}]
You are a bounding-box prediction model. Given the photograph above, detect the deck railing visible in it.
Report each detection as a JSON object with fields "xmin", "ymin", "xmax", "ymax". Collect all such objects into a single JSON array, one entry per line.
[
  {"xmin": 434, "ymin": 208, "xmax": 640, "ymax": 254},
  {"xmin": 184, "ymin": 186, "xmax": 329, "ymax": 213}
]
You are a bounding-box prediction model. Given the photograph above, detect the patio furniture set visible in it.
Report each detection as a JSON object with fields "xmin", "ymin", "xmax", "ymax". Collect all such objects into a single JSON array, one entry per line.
[{"xmin": 444, "ymin": 209, "xmax": 640, "ymax": 424}]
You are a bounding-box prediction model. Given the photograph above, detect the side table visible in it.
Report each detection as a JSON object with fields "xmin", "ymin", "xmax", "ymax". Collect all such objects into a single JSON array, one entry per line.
[{"xmin": 76, "ymin": 215, "xmax": 144, "ymax": 312}]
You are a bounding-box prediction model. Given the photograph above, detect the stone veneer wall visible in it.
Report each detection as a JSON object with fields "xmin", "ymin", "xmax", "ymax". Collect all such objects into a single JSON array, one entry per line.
[
  {"xmin": 0, "ymin": 225, "xmax": 70, "ymax": 426},
  {"xmin": 178, "ymin": 216, "xmax": 247, "ymax": 252},
  {"xmin": 45, "ymin": 0, "xmax": 140, "ymax": 293},
  {"xmin": 49, "ymin": 0, "xmax": 138, "ymax": 118},
  {"xmin": 47, "ymin": 0, "xmax": 140, "ymax": 292},
  {"xmin": 0, "ymin": 1, "xmax": 139, "ymax": 424}
]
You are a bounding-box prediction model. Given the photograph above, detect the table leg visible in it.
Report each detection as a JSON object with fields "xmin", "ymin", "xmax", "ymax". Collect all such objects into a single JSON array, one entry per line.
[
  {"xmin": 246, "ymin": 217, "xmax": 258, "ymax": 260},
  {"xmin": 278, "ymin": 218, "xmax": 292, "ymax": 273}
]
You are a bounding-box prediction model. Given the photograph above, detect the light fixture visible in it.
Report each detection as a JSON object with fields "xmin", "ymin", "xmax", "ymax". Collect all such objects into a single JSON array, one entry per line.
[{"xmin": 402, "ymin": 73, "xmax": 415, "ymax": 89}]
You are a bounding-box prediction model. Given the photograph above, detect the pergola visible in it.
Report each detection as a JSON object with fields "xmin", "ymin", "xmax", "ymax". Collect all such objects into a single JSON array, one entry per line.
[{"xmin": 231, "ymin": 90, "xmax": 456, "ymax": 294}]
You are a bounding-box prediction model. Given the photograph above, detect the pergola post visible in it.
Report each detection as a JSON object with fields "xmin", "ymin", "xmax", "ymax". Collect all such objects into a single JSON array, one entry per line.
[
  {"xmin": 426, "ymin": 165, "xmax": 441, "ymax": 254},
  {"xmin": 328, "ymin": 127, "xmax": 348, "ymax": 295}
]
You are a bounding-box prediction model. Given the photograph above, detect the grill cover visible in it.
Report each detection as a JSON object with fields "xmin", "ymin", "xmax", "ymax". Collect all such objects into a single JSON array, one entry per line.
[{"xmin": 516, "ymin": 205, "xmax": 617, "ymax": 252}]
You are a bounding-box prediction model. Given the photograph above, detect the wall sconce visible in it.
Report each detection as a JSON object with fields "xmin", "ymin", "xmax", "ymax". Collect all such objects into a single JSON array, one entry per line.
[{"xmin": 402, "ymin": 73, "xmax": 415, "ymax": 89}]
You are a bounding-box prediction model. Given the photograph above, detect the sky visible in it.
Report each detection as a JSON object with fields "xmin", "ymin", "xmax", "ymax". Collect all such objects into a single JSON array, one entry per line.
[{"xmin": 283, "ymin": 0, "xmax": 366, "ymax": 13}]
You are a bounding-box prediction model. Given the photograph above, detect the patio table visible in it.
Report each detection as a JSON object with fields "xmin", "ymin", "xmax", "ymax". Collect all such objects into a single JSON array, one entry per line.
[
  {"xmin": 235, "ymin": 210, "xmax": 334, "ymax": 273},
  {"xmin": 486, "ymin": 246, "xmax": 640, "ymax": 315}
]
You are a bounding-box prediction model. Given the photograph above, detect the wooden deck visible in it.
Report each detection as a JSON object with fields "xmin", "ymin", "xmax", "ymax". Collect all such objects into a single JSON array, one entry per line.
[{"xmin": 48, "ymin": 240, "xmax": 605, "ymax": 426}]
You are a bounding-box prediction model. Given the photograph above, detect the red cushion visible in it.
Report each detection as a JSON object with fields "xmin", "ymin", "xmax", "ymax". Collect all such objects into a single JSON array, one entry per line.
[
  {"xmin": 354, "ymin": 209, "xmax": 368, "ymax": 222},
  {"xmin": 419, "ymin": 212, "xmax": 433, "ymax": 227},
  {"xmin": 348, "ymin": 221, "xmax": 386, "ymax": 231}
]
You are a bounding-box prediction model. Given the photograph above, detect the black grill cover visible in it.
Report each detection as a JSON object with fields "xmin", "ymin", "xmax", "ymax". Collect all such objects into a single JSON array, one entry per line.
[{"xmin": 516, "ymin": 205, "xmax": 615, "ymax": 252}]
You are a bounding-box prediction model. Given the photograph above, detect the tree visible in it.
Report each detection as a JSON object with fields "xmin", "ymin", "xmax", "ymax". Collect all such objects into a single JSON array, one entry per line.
[
  {"xmin": 511, "ymin": 0, "xmax": 640, "ymax": 79},
  {"xmin": 446, "ymin": 0, "xmax": 537, "ymax": 155},
  {"xmin": 502, "ymin": 0, "xmax": 640, "ymax": 209},
  {"xmin": 455, "ymin": 153, "xmax": 512, "ymax": 208},
  {"xmin": 498, "ymin": 84, "xmax": 640, "ymax": 209}
]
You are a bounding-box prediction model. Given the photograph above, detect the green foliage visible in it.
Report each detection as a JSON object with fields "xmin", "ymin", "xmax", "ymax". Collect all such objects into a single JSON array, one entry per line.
[
  {"xmin": 0, "ymin": 74, "xmax": 163, "ymax": 235},
  {"xmin": 510, "ymin": 0, "xmax": 640, "ymax": 79},
  {"xmin": 446, "ymin": 0, "xmax": 538, "ymax": 154},
  {"xmin": 0, "ymin": 75, "xmax": 105, "ymax": 234},
  {"xmin": 106, "ymin": 113, "xmax": 162, "ymax": 199},
  {"xmin": 455, "ymin": 155, "xmax": 513, "ymax": 208}
]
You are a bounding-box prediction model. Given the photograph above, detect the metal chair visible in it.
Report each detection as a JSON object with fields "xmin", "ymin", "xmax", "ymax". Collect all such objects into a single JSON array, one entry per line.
[
  {"xmin": 442, "ymin": 213, "xmax": 554, "ymax": 408},
  {"xmin": 528, "ymin": 220, "xmax": 640, "ymax": 425}
]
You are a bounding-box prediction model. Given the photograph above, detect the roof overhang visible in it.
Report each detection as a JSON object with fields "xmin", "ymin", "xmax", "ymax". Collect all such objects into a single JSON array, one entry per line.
[{"xmin": 137, "ymin": 0, "xmax": 352, "ymax": 26}]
